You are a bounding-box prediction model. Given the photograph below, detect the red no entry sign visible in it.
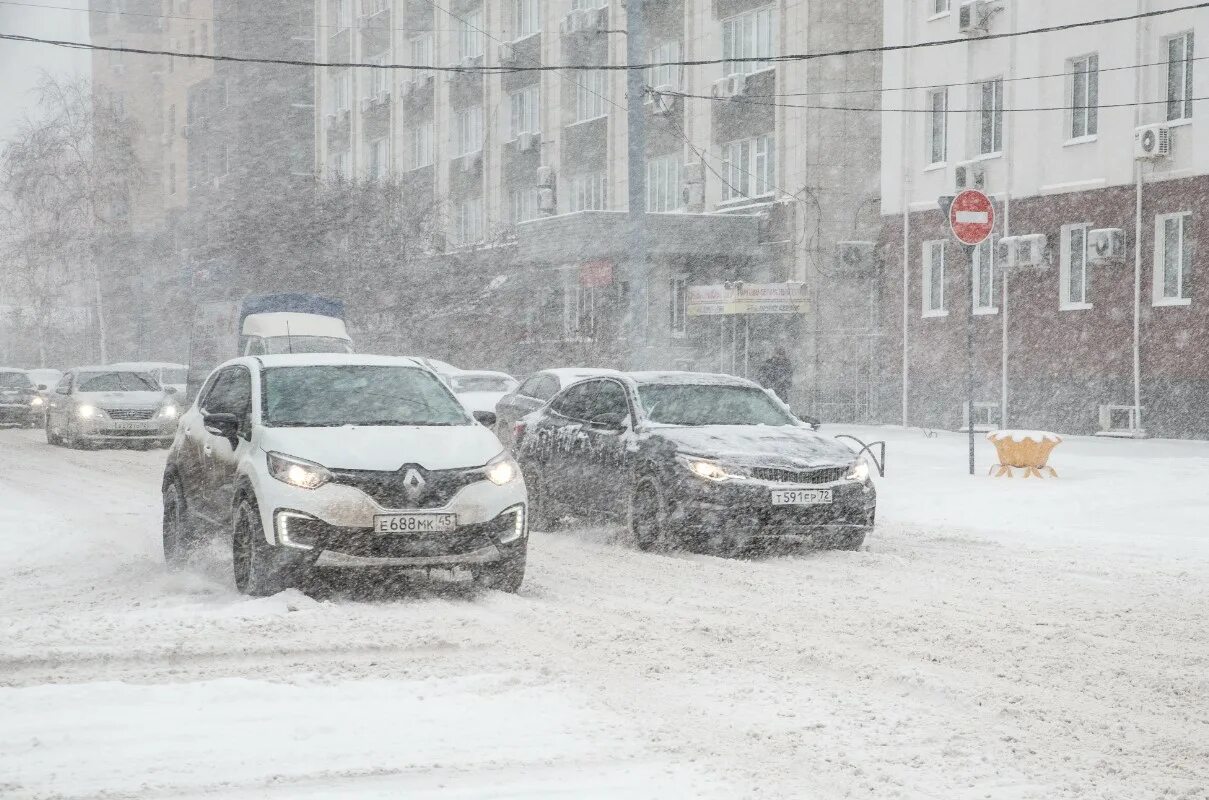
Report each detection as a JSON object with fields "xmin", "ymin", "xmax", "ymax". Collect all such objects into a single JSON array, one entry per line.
[{"xmin": 949, "ymin": 189, "xmax": 995, "ymax": 246}]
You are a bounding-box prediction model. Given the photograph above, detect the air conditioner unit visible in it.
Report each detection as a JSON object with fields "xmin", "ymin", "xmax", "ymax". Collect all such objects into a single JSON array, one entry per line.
[
  {"xmin": 1087, "ymin": 228, "xmax": 1126, "ymax": 264},
  {"xmin": 536, "ymin": 165, "xmax": 556, "ymax": 188},
  {"xmin": 498, "ymin": 43, "xmax": 517, "ymax": 65},
  {"xmin": 712, "ymin": 73, "xmax": 747, "ymax": 99},
  {"xmin": 516, "ymin": 131, "xmax": 539, "ymax": 152},
  {"xmin": 999, "ymin": 233, "xmax": 1047, "ymax": 269},
  {"xmin": 1097, "ymin": 404, "xmax": 1142, "ymax": 437},
  {"xmin": 683, "ymin": 161, "xmax": 705, "ymax": 186},
  {"xmin": 954, "ymin": 160, "xmax": 986, "ymax": 191},
  {"xmin": 682, "ymin": 181, "xmax": 705, "ymax": 212},
  {"xmin": 1135, "ymin": 124, "xmax": 1172, "ymax": 160},
  {"xmin": 958, "ymin": 0, "xmax": 990, "ymax": 34},
  {"xmin": 537, "ymin": 187, "xmax": 556, "ymax": 213},
  {"xmin": 460, "ymin": 55, "xmax": 479, "ymax": 70},
  {"xmin": 652, "ymin": 84, "xmax": 676, "ymax": 114},
  {"xmin": 837, "ymin": 241, "xmax": 878, "ymax": 275}
]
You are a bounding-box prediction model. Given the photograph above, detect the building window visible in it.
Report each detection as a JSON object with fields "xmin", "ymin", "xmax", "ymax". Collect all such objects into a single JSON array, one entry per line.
[
  {"xmin": 510, "ymin": 187, "xmax": 539, "ymax": 223},
  {"xmin": 168, "ymin": 162, "xmax": 177, "ymax": 195},
  {"xmin": 923, "ymin": 240, "xmax": 946, "ymax": 316},
  {"xmin": 331, "ymin": 0, "xmax": 351, "ymax": 31},
  {"xmin": 575, "ymin": 70, "xmax": 608, "ymax": 122},
  {"xmin": 721, "ymin": 7, "xmax": 774, "ymax": 76},
  {"xmin": 565, "ymin": 286, "xmax": 596, "ymax": 339},
  {"xmin": 646, "ymin": 39, "xmax": 682, "ymax": 91},
  {"xmin": 979, "ymin": 78, "xmax": 1003, "ymax": 155},
  {"xmin": 973, "ymin": 237, "xmax": 996, "ymax": 312},
  {"xmin": 513, "ymin": 0, "xmax": 539, "ymax": 38},
  {"xmin": 368, "ymin": 138, "xmax": 389, "ymax": 180},
  {"xmin": 1154, "ymin": 212, "xmax": 1192, "ymax": 305},
  {"xmin": 409, "ymin": 34, "xmax": 433, "ymax": 80},
  {"xmin": 720, "ymin": 134, "xmax": 775, "ymax": 201},
  {"xmin": 453, "ymin": 197, "xmax": 484, "ymax": 245},
  {"xmin": 368, "ymin": 52, "xmax": 390, "ymax": 98},
  {"xmin": 926, "ymin": 88, "xmax": 947, "ymax": 165},
  {"xmin": 570, "ymin": 0, "xmax": 601, "ymax": 9},
  {"xmin": 410, "ymin": 122, "xmax": 433, "ymax": 169},
  {"xmin": 1060, "ymin": 223, "xmax": 1091, "ymax": 308},
  {"xmin": 670, "ymin": 276, "xmax": 688, "ymax": 336},
  {"xmin": 569, "ymin": 172, "xmax": 607, "ymax": 211},
  {"xmin": 361, "ymin": 0, "xmax": 388, "ymax": 15},
  {"xmin": 646, "ymin": 154, "xmax": 683, "ymax": 213},
  {"xmin": 932, "ymin": 0, "xmax": 951, "ymax": 13},
  {"xmin": 1069, "ymin": 53, "xmax": 1099, "ymax": 139},
  {"xmin": 453, "ymin": 106, "xmax": 484, "ymax": 156},
  {"xmin": 1167, "ymin": 32, "xmax": 1194, "ymax": 122},
  {"xmin": 456, "ymin": 10, "xmax": 485, "ymax": 62},
  {"xmin": 509, "ymin": 84, "xmax": 540, "ymax": 138},
  {"xmin": 331, "ymin": 70, "xmax": 350, "ymax": 113}
]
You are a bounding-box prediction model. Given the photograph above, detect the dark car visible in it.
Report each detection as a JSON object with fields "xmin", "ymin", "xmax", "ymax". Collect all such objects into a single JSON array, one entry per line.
[
  {"xmin": 494, "ymin": 368, "xmax": 619, "ymax": 447},
  {"xmin": 515, "ymin": 371, "xmax": 875, "ymax": 554},
  {"xmin": 0, "ymin": 369, "xmax": 45, "ymax": 427}
]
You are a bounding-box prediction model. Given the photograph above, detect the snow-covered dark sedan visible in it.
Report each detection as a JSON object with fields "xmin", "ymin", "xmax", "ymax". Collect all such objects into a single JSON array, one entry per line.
[{"xmin": 515, "ymin": 372, "xmax": 875, "ymax": 554}]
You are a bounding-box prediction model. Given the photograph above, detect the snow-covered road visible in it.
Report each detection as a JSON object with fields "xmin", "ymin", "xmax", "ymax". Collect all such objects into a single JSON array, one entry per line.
[{"xmin": 1, "ymin": 425, "xmax": 1207, "ymax": 799}]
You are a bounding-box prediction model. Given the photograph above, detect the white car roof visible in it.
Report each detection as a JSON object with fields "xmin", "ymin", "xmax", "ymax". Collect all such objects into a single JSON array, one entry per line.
[
  {"xmin": 242, "ymin": 312, "xmax": 350, "ymax": 339},
  {"xmin": 73, "ymin": 365, "xmax": 154, "ymax": 373},
  {"xmin": 243, "ymin": 353, "xmax": 430, "ymax": 369},
  {"xmin": 108, "ymin": 361, "xmax": 187, "ymax": 370},
  {"xmin": 540, "ymin": 367, "xmax": 620, "ymax": 385},
  {"xmin": 453, "ymin": 370, "xmax": 515, "ymax": 380}
]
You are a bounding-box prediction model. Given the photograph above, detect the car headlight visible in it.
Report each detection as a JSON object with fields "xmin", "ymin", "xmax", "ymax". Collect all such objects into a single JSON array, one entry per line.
[
  {"xmin": 76, "ymin": 404, "xmax": 98, "ymax": 419},
  {"xmin": 159, "ymin": 404, "xmax": 179, "ymax": 419},
  {"xmin": 485, "ymin": 453, "xmax": 519, "ymax": 486},
  {"xmin": 30, "ymin": 396, "xmax": 44, "ymax": 407},
  {"xmin": 845, "ymin": 461, "xmax": 870, "ymax": 482},
  {"xmin": 678, "ymin": 455, "xmax": 746, "ymax": 482},
  {"xmin": 267, "ymin": 451, "xmax": 332, "ymax": 490}
]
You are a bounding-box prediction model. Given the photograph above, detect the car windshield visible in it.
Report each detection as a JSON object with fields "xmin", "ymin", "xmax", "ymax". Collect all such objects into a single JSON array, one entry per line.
[
  {"xmin": 637, "ymin": 384, "xmax": 796, "ymax": 426},
  {"xmin": 262, "ymin": 336, "xmax": 354, "ymax": 355},
  {"xmin": 452, "ymin": 375, "xmax": 515, "ymax": 393},
  {"xmin": 262, "ymin": 365, "xmax": 472, "ymax": 427},
  {"xmin": 77, "ymin": 372, "xmax": 161, "ymax": 392},
  {"xmin": 161, "ymin": 368, "xmax": 188, "ymax": 383},
  {"xmin": 0, "ymin": 372, "xmax": 32, "ymax": 389}
]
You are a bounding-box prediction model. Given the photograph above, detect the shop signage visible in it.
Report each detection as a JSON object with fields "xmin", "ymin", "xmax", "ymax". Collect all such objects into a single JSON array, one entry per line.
[
  {"xmin": 580, "ymin": 259, "xmax": 614, "ymax": 288},
  {"xmin": 686, "ymin": 282, "xmax": 807, "ymax": 316}
]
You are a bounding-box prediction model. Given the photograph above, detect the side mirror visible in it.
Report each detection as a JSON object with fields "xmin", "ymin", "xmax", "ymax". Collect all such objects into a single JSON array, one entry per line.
[
  {"xmin": 473, "ymin": 410, "xmax": 497, "ymax": 427},
  {"xmin": 37, "ymin": 384, "xmax": 47, "ymax": 391},
  {"xmin": 165, "ymin": 386, "xmax": 179, "ymax": 395},
  {"xmin": 203, "ymin": 411, "xmax": 240, "ymax": 441},
  {"xmin": 590, "ymin": 411, "xmax": 628, "ymax": 431}
]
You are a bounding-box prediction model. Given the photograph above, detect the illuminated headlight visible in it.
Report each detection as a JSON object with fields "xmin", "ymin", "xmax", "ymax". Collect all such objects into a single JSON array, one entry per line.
[
  {"xmin": 678, "ymin": 455, "xmax": 746, "ymax": 482},
  {"xmin": 158, "ymin": 404, "xmax": 179, "ymax": 419},
  {"xmin": 30, "ymin": 396, "xmax": 44, "ymax": 407},
  {"xmin": 485, "ymin": 453, "xmax": 519, "ymax": 486},
  {"xmin": 76, "ymin": 404, "xmax": 99, "ymax": 419},
  {"xmin": 267, "ymin": 451, "xmax": 332, "ymax": 490},
  {"xmin": 499, "ymin": 504, "xmax": 526, "ymax": 544},
  {"xmin": 845, "ymin": 461, "xmax": 871, "ymax": 482}
]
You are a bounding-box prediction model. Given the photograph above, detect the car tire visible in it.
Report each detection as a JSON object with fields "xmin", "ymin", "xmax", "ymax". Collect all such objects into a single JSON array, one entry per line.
[
  {"xmin": 526, "ymin": 470, "xmax": 561, "ymax": 532},
  {"xmin": 630, "ymin": 479, "xmax": 676, "ymax": 552},
  {"xmin": 162, "ymin": 479, "xmax": 202, "ymax": 568},
  {"xmin": 477, "ymin": 550, "xmax": 526, "ymax": 593},
  {"xmin": 64, "ymin": 419, "xmax": 86, "ymax": 449},
  {"xmin": 232, "ymin": 498, "xmax": 297, "ymax": 597}
]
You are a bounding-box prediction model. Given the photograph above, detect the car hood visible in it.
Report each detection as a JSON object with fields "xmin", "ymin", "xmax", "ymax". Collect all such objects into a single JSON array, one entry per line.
[
  {"xmin": 77, "ymin": 391, "xmax": 166, "ymax": 407},
  {"xmin": 256, "ymin": 424, "xmax": 504, "ymax": 471},
  {"xmin": 650, "ymin": 424, "xmax": 857, "ymax": 470},
  {"xmin": 456, "ymin": 391, "xmax": 508, "ymax": 414}
]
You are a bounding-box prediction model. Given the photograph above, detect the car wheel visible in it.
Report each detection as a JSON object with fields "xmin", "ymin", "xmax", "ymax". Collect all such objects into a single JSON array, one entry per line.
[
  {"xmin": 232, "ymin": 498, "xmax": 295, "ymax": 596},
  {"xmin": 630, "ymin": 479, "xmax": 676, "ymax": 552},
  {"xmin": 477, "ymin": 550, "xmax": 526, "ymax": 593},
  {"xmin": 526, "ymin": 469, "xmax": 561, "ymax": 532},
  {"xmin": 162, "ymin": 479, "xmax": 201, "ymax": 568},
  {"xmin": 65, "ymin": 419, "xmax": 84, "ymax": 449}
]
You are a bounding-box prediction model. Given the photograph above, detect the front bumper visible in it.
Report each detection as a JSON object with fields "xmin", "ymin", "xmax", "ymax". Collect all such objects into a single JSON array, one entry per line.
[
  {"xmin": 74, "ymin": 417, "xmax": 177, "ymax": 441},
  {"xmin": 0, "ymin": 404, "xmax": 40, "ymax": 424},
  {"xmin": 668, "ymin": 474, "xmax": 876, "ymax": 544}
]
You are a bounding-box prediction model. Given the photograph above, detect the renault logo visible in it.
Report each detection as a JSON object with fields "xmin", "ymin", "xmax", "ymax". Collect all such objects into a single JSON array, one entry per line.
[{"xmin": 402, "ymin": 468, "xmax": 426, "ymax": 502}]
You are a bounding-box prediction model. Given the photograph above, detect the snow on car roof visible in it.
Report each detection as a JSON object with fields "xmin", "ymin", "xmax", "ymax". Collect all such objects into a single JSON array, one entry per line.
[
  {"xmin": 108, "ymin": 361, "xmax": 187, "ymax": 370},
  {"xmin": 542, "ymin": 367, "xmax": 619, "ymax": 382},
  {"xmin": 455, "ymin": 370, "xmax": 515, "ymax": 380},
  {"xmin": 625, "ymin": 371, "xmax": 757, "ymax": 388},
  {"xmin": 250, "ymin": 353, "xmax": 429, "ymax": 369},
  {"xmin": 72, "ymin": 365, "xmax": 153, "ymax": 373}
]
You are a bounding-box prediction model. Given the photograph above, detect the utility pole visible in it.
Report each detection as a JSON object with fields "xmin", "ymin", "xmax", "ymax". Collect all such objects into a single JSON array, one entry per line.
[{"xmin": 624, "ymin": 0, "xmax": 647, "ymax": 367}]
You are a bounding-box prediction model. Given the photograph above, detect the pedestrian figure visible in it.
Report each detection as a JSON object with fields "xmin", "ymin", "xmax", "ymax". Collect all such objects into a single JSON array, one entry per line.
[{"xmin": 758, "ymin": 345, "xmax": 793, "ymax": 405}]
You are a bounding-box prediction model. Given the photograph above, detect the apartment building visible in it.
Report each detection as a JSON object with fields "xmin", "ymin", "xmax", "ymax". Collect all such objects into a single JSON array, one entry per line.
[
  {"xmin": 313, "ymin": 0, "xmax": 882, "ymax": 420},
  {"xmin": 880, "ymin": 0, "xmax": 1208, "ymax": 438}
]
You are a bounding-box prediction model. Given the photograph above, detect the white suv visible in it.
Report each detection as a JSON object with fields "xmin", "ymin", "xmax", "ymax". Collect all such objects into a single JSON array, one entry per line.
[{"xmin": 161, "ymin": 354, "xmax": 528, "ymax": 595}]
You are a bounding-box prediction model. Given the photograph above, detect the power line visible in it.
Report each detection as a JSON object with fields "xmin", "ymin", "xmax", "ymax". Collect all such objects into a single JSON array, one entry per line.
[{"xmin": 2, "ymin": 2, "xmax": 1207, "ymax": 73}]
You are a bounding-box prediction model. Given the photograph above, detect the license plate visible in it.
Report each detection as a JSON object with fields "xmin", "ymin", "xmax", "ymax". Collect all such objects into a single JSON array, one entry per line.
[
  {"xmin": 109, "ymin": 420, "xmax": 154, "ymax": 431},
  {"xmin": 771, "ymin": 488, "xmax": 833, "ymax": 506},
  {"xmin": 373, "ymin": 513, "xmax": 457, "ymax": 534}
]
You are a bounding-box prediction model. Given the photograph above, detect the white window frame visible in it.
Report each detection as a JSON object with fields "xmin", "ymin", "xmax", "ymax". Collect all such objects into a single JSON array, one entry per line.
[
  {"xmin": 646, "ymin": 154, "xmax": 683, "ymax": 213},
  {"xmin": 646, "ymin": 39, "xmax": 683, "ymax": 94},
  {"xmin": 569, "ymin": 171, "xmax": 608, "ymax": 212},
  {"xmin": 331, "ymin": 0, "xmax": 351, "ymax": 32},
  {"xmin": 720, "ymin": 134, "xmax": 775, "ymax": 201},
  {"xmin": 1059, "ymin": 223, "xmax": 1093, "ymax": 310},
  {"xmin": 926, "ymin": 88, "xmax": 947, "ymax": 166},
  {"xmin": 510, "ymin": 187, "xmax": 539, "ymax": 224},
  {"xmin": 1166, "ymin": 31, "xmax": 1195, "ymax": 123},
  {"xmin": 331, "ymin": 70, "xmax": 350, "ymax": 114},
  {"xmin": 721, "ymin": 6, "xmax": 774, "ymax": 77},
  {"xmin": 1068, "ymin": 53, "xmax": 1099, "ymax": 141},
  {"xmin": 509, "ymin": 84, "xmax": 540, "ymax": 139},
  {"xmin": 409, "ymin": 122, "xmax": 433, "ymax": 169},
  {"xmin": 922, "ymin": 240, "xmax": 947, "ymax": 317},
  {"xmin": 973, "ymin": 237, "xmax": 997, "ymax": 314},
  {"xmin": 931, "ymin": 0, "xmax": 951, "ymax": 16},
  {"xmin": 368, "ymin": 138, "xmax": 389, "ymax": 180},
  {"xmin": 408, "ymin": 34, "xmax": 434, "ymax": 81},
  {"xmin": 367, "ymin": 52, "xmax": 390, "ymax": 99},
  {"xmin": 513, "ymin": 0, "xmax": 540, "ymax": 39},
  {"xmin": 1153, "ymin": 212, "xmax": 1193, "ymax": 306},
  {"xmin": 570, "ymin": 0, "xmax": 603, "ymax": 9},
  {"xmin": 979, "ymin": 77, "xmax": 1003, "ymax": 156},
  {"xmin": 456, "ymin": 10, "xmax": 485, "ymax": 62},
  {"xmin": 670, "ymin": 275, "xmax": 688, "ymax": 337},
  {"xmin": 453, "ymin": 197, "xmax": 485, "ymax": 246},
  {"xmin": 453, "ymin": 106, "xmax": 484, "ymax": 156},
  {"xmin": 574, "ymin": 70, "xmax": 608, "ymax": 123},
  {"xmin": 564, "ymin": 285, "xmax": 596, "ymax": 340}
]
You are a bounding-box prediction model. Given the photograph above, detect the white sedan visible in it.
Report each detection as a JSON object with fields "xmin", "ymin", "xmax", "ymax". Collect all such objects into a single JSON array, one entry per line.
[{"xmin": 448, "ymin": 370, "xmax": 520, "ymax": 415}]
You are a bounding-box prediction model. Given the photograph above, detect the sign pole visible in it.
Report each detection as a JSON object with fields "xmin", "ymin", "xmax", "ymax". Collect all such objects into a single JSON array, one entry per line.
[{"xmin": 966, "ymin": 244, "xmax": 976, "ymax": 477}]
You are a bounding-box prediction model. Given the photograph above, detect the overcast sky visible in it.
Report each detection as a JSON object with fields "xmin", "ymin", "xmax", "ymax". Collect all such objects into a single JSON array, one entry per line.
[{"xmin": 0, "ymin": 2, "xmax": 91, "ymax": 141}]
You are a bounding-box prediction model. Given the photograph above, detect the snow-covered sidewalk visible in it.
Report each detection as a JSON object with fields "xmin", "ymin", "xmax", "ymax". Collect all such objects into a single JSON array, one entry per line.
[{"xmin": 1, "ymin": 425, "xmax": 1206, "ymax": 799}]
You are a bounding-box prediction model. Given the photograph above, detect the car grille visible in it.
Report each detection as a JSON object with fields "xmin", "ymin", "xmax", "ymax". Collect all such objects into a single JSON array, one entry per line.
[
  {"xmin": 330, "ymin": 465, "xmax": 488, "ymax": 509},
  {"xmin": 105, "ymin": 408, "xmax": 156, "ymax": 421},
  {"xmin": 287, "ymin": 512, "xmax": 515, "ymax": 558},
  {"xmin": 750, "ymin": 466, "xmax": 846, "ymax": 485}
]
